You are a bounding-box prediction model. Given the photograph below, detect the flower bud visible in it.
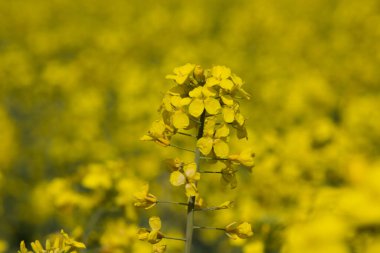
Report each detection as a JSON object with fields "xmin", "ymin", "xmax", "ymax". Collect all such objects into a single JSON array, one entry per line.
[{"xmin": 194, "ymin": 65, "xmax": 205, "ymax": 83}]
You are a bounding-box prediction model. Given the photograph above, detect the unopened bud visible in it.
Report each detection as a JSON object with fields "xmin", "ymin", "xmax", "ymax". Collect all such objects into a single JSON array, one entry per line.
[{"xmin": 194, "ymin": 65, "xmax": 205, "ymax": 83}]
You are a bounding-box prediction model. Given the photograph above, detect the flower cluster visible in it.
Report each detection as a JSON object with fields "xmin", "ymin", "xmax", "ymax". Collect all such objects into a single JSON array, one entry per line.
[
  {"xmin": 18, "ymin": 230, "xmax": 85, "ymax": 253},
  {"xmin": 137, "ymin": 64, "xmax": 254, "ymax": 252}
]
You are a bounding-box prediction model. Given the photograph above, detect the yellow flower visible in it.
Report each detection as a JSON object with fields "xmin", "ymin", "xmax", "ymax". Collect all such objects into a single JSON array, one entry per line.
[
  {"xmin": 164, "ymin": 158, "xmax": 183, "ymax": 171},
  {"xmin": 229, "ymin": 148, "xmax": 255, "ymax": 171},
  {"xmin": 188, "ymin": 86, "xmax": 221, "ymax": 118},
  {"xmin": 141, "ymin": 120, "xmax": 174, "ymax": 146},
  {"xmin": 18, "ymin": 230, "xmax": 85, "ymax": 253},
  {"xmin": 206, "ymin": 66, "xmax": 233, "ymax": 90},
  {"xmin": 197, "ymin": 119, "xmax": 230, "ymax": 158},
  {"xmin": 225, "ymin": 222, "xmax": 253, "ymax": 240},
  {"xmin": 169, "ymin": 162, "xmax": 200, "ymax": 197},
  {"xmin": 152, "ymin": 244, "xmax": 167, "ymax": 253},
  {"xmin": 160, "ymin": 94, "xmax": 192, "ymax": 129},
  {"xmin": 61, "ymin": 230, "xmax": 86, "ymax": 249},
  {"xmin": 166, "ymin": 63, "xmax": 195, "ymax": 85},
  {"xmin": 138, "ymin": 216, "xmax": 164, "ymax": 244},
  {"xmin": 133, "ymin": 184, "xmax": 157, "ymax": 209}
]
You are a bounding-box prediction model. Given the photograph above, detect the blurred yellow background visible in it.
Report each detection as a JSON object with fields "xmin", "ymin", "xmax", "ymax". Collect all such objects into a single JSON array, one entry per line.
[{"xmin": 1, "ymin": 0, "xmax": 380, "ymax": 252}]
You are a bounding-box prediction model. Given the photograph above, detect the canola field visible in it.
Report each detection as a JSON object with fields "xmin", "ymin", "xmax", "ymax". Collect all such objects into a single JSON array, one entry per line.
[{"xmin": 1, "ymin": 0, "xmax": 380, "ymax": 252}]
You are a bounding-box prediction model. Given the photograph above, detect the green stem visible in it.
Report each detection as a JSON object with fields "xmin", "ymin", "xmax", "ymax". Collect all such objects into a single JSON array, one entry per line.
[
  {"xmin": 193, "ymin": 226, "xmax": 225, "ymax": 231},
  {"xmin": 199, "ymin": 170, "xmax": 221, "ymax": 174},
  {"xmin": 163, "ymin": 236, "xmax": 187, "ymax": 242},
  {"xmin": 169, "ymin": 144, "xmax": 195, "ymax": 153},
  {"xmin": 185, "ymin": 112, "xmax": 206, "ymax": 253},
  {"xmin": 178, "ymin": 132, "xmax": 196, "ymax": 138},
  {"xmin": 156, "ymin": 200, "xmax": 188, "ymax": 206},
  {"xmin": 195, "ymin": 206, "xmax": 228, "ymax": 211}
]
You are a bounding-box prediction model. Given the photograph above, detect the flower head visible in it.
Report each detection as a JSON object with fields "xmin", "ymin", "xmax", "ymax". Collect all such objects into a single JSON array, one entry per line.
[
  {"xmin": 225, "ymin": 221, "xmax": 253, "ymax": 240},
  {"xmin": 152, "ymin": 244, "xmax": 167, "ymax": 253},
  {"xmin": 138, "ymin": 216, "xmax": 164, "ymax": 244},
  {"xmin": 169, "ymin": 162, "xmax": 201, "ymax": 197},
  {"xmin": 141, "ymin": 120, "xmax": 174, "ymax": 146},
  {"xmin": 134, "ymin": 184, "xmax": 157, "ymax": 209},
  {"xmin": 166, "ymin": 63, "xmax": 195, "ymax": 85}
]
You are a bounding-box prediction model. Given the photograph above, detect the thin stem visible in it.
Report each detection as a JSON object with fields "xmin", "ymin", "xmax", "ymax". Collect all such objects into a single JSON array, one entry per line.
[
  {"xmin": 156, "ymin": 200, "xmax": 188, "ymax": 206},
  {"xmin": 163, "ymin": 236, "xmax": 187, "ymax": 242},
  {"xmin": 185, "ymin": 112, "xmax": 206, "ymax": 253},
  {"xmin": 199, "ymin": 170, "xmax": 221, "ymax": 174},
  {"xmin": 178, "ymin": 132, "xmax": 196, "ymax": 138},
  {"xmin": 193, "ymin": 226, "xmax": 225, "ymax": 231},
  {"xmin": 189, "ymin": 117, "xmax": 200, "ymax": 124},
  {"xmin": 169, "ymin": 144, "xmax": 195, "ymax": 153},
  {"xmin": 200, "ymin": 156, "xmax": 228, "ymax": 161},
  {"xmin": 195, "ymin": 206, "xmax": 228, "ymax": 211}
]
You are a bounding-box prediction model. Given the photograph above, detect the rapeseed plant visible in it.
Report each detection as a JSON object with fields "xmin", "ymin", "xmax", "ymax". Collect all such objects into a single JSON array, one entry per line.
[{"xmin": 137, "ymin": 64, "xmax": 254, "ymax": 252}]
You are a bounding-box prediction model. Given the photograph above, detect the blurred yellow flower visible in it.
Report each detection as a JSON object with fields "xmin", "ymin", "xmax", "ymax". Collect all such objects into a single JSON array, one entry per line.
[
  {"xmin": 169, "ymin": 162, "xmax": 200, "ymax": 197},
  {"xmin": 133, "ymin": 184, "xmax": 157, "ymax": 209},
  {"xmin": 166, "ymin": 63, "xmax": 195, "ymax": 85},
  {"xmin": 229, "ymin": 148, "xmax": 255, "ymax": 170},
  {"xmin": 138, "ymin": 216, "xmax": 164, "ymax": 244},
  {"xmin": 225, "ymin": 221, "xmax": 253, "ymax": 240},
  {"xmin": 141, "ymin": 120, "xmax": 173, "ymax": 146},
  {"xmin": 188, "ymin": 86, "xmax": 221, "ymax": 117},
  {"xmin": 152, "ymin": 244, "xmax": 167, "ymax": 253}
]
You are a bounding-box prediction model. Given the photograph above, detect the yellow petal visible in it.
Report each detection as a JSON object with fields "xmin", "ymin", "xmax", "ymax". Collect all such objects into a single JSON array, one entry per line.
[
  {"xmin": 140, "ymin": 135, "xmax": 154, "ymax": 141},
  {"xmin": 235, "ymin": 113, "xmax": 245, "ymax": 126},
  {"xmin": 170, "ymin": 96, "xmax": 182, "ymax": 108},
  {"xmin": 162, "ymin": 95, "xmax": 173, "ymax": 112},
  {"xmin": 172, "ymin": 111, "xmax": 189, "ymax": 129},
  {"xmin": 197, "ymin": 137, "xmax": 213, "ymax": 155},
  {"xmin": 137, "ymin": 228, "xmax": 150, "ymax": 241},
  {"xmin": 213, "ymin": 140, "xmax": 229, "ymax": 158},
  {"xmin": 19, "ymin": 241, "xmax": 28, "ymax": 253},
  {"xmin": 239, "ymin": 148, "xmax": 255, "ymax": 167},
  {"xmin": 70, "ymin": 241, "xmax": 86, "ymax": 249},
  {"xmin": 221, "ymin": 94, "xmax": 234, "ymax": 106},
  {"xmin": 222, "ymin": 107, "xmax": 235, "ymax": 123},
  {"xmin": 134, "ymin": 184, "xmax": 149, "ymax": 199},
  {"xmin": 215, "ymin": 124, "xmax": 230, "ymax": 138},
  {"xmin": 31, "ymin": 241, "xmax": 43, "ymax": 252},
  {"xmin": 231, "ymin": 74, "xmax": 243, "ymax": 87},
  {"xmin": 212, "ymin": 66, "xmax": 231, "ymax": 79},
  {"xmin": 184, "ymin": 163, "xmax": 197, "ymax": 178},
  {"xmin": 148, "ymin": 230, "xmax": 160, "ymax": 244},
  {"xmin": 165, "ymin": 74, "xmax": 177, "ymax": 80},
  {"xmin": 152, "ymin": 244, "xmax": 167, "ymax": 253},
  {"xmin": 237, "ymin": 222, "xmax": 253, "ymax": 238},
  {"xmin": 189, "ymin": 98, "xmax": 204, "ymax": 117},
  {"xmin": 220, "ymin": 79, "xmax": 234, "ymax": 91},
  {"xmin": 237, "ymin": 87, "xmax": 251, "ymax": 99},
  {"xmin": 205, "ymin": 76, "xmax": 220, "ymax": 87},
  {"xmin": 201, "ymin": 86, "xmax": 217, "ymax": 97},
  {"xmin": 169, "ymin": 171, "xmax": 186, "ymax": 186},
  {"xmin": 185, "ymin": 183, "xmax": 198, "ymax": 197},
  {"xmin": 218, "ymin": 201, "xmax": 234, "ymax": 209},
  {"xmin": 204, "ymin": 97, "xmax": 221, "ymax": 115},
  {"xmin": 164, "ymin": 158, "xmax": 182, "ymax": 171},
  {"xmin": 181, "ymin": 97, "xmax": 192, "ymax": 106},
  {"xmin": 189, "ymin": 87, "xmax": 202, "ymax": 98},
  {"xmin": 149, "ymin": 216, "xmax": 162, "ymax": 231},
  {"xmin": 203, "ymin": 117, "xmax": 216, "ymax": 136},
  {"xmin": 168, "ymin": 85, "xmax": 186, "ymax": 96}
]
